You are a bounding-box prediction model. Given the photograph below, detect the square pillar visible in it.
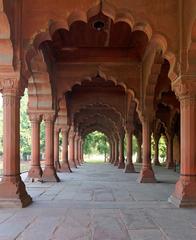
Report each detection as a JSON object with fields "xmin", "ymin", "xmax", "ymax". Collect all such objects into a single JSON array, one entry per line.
[
  {"xmin": 42, "ymin": 113, "xmax": 60, "ymax": 182},
  {"xmin": 54, "ymin": 126, "xmax": 61, "ymax": 172},
  {"xmin": 68, "ymin": 127, "xmax": 77, "ymax": 168},
  {"xmin": 0, "ymin": 81, "xmax": 32, "ymax": 207},
  {"xmin": 28, "ymin": 113, "xmax": 42, "ymax": 180},
  {"xmin": 138, "ymin": 117, "xmax": 156, "ymax": 183},
  {"xmin": 114, "ymin": 138, "xmax": 119, "ymax": 166},
  {"xmin": 154, "ymin": 135, "xmax": 161, "ymax": 166},
  {"xmin": 169, "ymin": 79, "xmax": 196, "ymax": 207},
  {"xmin": 166, "ymin": 134, "xmax": 174, "ymax": 169},
  {"xmin": 124, "ymin": 128, "xmax": 135, "ymax": 173},
  {"xmin": 118, "ymin": 131, "xmax": 125, "ymax": 169},
  {"xmin": 61, "ymin": 127, "xmax": 72, "ymax": 172}
]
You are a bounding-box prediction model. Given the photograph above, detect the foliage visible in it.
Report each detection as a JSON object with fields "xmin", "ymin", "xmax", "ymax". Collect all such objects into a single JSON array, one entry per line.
[
  {"xmin": 132, "ymin": 135, "xmax": 138, "ymax": 154},
  {"xmin": 20, "ymin": 91, "xmax": 31, "ymax": 156},
  {"xmin": 20, "ymin": 90, "xmax": 46, "ymax": 157},
  {"xmin": 84, "ymin": 131, "xmax": 110, "ymax": 158},
  {"xmin": 151, "ymin": 134, "xmax": 167, "ymax": 162}
]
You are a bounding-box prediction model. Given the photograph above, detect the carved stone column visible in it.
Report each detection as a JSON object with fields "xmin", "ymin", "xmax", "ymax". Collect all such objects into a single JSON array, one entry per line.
[
  {"xmin": 169, "ymin": 78, "xmax": 196, "ymax": 207},
  {"xmin": 124, "ymin": 128, "xmax": 135, "ymax": 173},
  {"xmin": 61, "ymin": 127, "xmax": 72, "ymax": 172},
  {"xmin": 28, "ymin": 113, "xmax": 42, "ymax": 180},
  {"xmin": 0, "ymin": 79, "xmax": 32, "ymax": 207},
  {"xmin": 42, "ymin": 113, "xmax": 60, "ymax": 182},
  {"xmin": 166, "ymin": 134, "xmax": 174, "ymax": 169},
  {"xmin": 138, "ymin": 117, "xmax": 156, "ymax": 183},
  {"xmin": 118, "ymin": 131, "xmax": 125, "ymax": 169},
  {"xmin": 54, "ymin": 126, "xmax": 61, "ymax": 172},
  {"xmin": 79, "ymin": 137, "xmax": 84, "ymax": 164},
  {"xmin": 74, "ymin": 134, "xmax": 80, "ymax": 166},
  {"xmin": 77, "ymin": 138, "xmax": 81, "ymax": 164},
  {"xmin": 80, "ymin": 140, "xmax": 84, "ymax": 163},
  {"xmin": 109, "ymin": 141, "xmax": 113, "ymax": 163},
  {"xmin": 111, "ymin": 140, "xmax": 115, "ymax": 164},
  {"xmin": 114, "ymin": 138, "xmax": 119, "ymax": 166},
  {"xmin": 136, "ymin": 135, "xmax": 142, "ymax": 163},
  {"xmin": 68, "ymin": 127, "xmax": 77, "ymax": 168},
  {"xmin": 154, "ymin": 135, "xmax": 161, "ymax": 166}
]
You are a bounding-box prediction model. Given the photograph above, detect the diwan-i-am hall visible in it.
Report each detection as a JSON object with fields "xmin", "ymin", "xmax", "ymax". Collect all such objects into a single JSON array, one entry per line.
[{"xmin": 0, "ymin": 0, "xmax": 196, "ymax": 239}]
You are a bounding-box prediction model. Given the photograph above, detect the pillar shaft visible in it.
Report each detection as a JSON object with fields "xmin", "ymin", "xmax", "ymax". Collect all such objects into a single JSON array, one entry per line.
[
  {"xmin": 169, "ymin": 92, "xmax": 196, "ymax": 207},
  {"xmin": 138, "ymin": 118, "xmax": 156, "ymax": 183},
  {"xmin": 124, "ymin": 131, "xmax": 135, "ymax": 173},
  {"xmin": 118, "ymin": 134, "xmax": 125, "ymax": 169},
  {"xmin": 166, "ymin": 135, "xmax": 174, "ymax": 169},
  {"xmin": 109, "ymin": 142, "xmax": 113, "ymax": 163},
  {"xmin": 154, "ymin": 136, "xmax": 161, "ymax": 166},
  {"xmin": 74, "ymin": 136, "xmax": 80, "ymax": 166},
  {"xmin": 136, "ymin": 136, "xmax": 142, "ymax": 163},
  {"xmin": 0, "ymin": 85, "xmax": 32, "ymax": 207},
  {"xmin": 61, "ymin": 128, "xmax": 72, "ymax": 172},
  {"xmin": 112, "ymin": 141, "xmax": 115, "ymax": 163},
  {"xmin": 69, "ymin": 133, "xmax": 77, "ymax": 168},
  {"xmin": 28, "ymin": 114, "xmax": 42, "ymax": 180},
  {"xmin": 78, "ymin": 139, "xmax": 82, "ymax": 164},
  {"xmin": 81, "ymin": 140, "xmax": 84, "ymax": 163},
  {"xmin": 42, "ymin": 114, "xmax": 60, "ymax": 182},
  {"xmin": 114, "ymin": 139, "xmax": 119, "ymax": 166},
  {"xmin": 54, "ymin": 127, "xmax": 61, "ymax": 171}
]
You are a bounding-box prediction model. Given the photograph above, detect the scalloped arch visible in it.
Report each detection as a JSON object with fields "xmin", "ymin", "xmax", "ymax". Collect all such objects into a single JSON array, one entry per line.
[
  {"xmin": 82, "ymin": 126, "xmax": 112, "ymax": 140},
  {"xmin": 0, "ymin": 1, "xmax": 13, "ymax": 66}
]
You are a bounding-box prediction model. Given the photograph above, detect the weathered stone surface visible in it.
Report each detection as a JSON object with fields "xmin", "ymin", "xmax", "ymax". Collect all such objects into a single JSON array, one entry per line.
[{"xmin": 0, "ymin": 163, "xmax": 196, "ymax": 239}]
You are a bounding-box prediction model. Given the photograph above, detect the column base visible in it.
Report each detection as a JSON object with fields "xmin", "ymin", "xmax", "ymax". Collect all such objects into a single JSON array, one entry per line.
[
  {"xmin": 76, "ymin": 160, "xmax": 81, "ymax": 166},
  {"xmin": 42, "ymin": 166, "xmax": 60, "ymax": 182},
  {"xmin": 124, "ymin": 163, "xmax": 135, "ymax": 173},
  {"xmin": 114, "ymin": 160, "xmax": 119, "ymax": 166},
  {"xmin": 168, "ymin": 178, "xmax": 196, "ymax": 208},
  {"xmin": 0, "ymin": 177, "xmax": 32, "ymax": 208},
  {"xmin": 69, "ymin": 160, "xmax": 77, "ymax": 168},
  {"xmin": 118, "ymin": 162, "xmax": 125, "ymax": 169},
  {"xmin": 28, "ymin": 166, "xmax": 43, "ymax": 180},
  {"xmin": 166, "ymin": 162, "xmax": 175, "ymax": 169},
  {"xmin": 137, "ymin": 167, "xmax": 157, "ymax": 183},
  {"xmin": 154, "ymin": 161, "xmax": 161, "ymax": 166},
  {"xmin": 60, "ymin": 161, "xmax": 72, "ymax": 173},
  {"xmin": 54, "ymin": 161, "xmax": 61, "ymax": 172}
]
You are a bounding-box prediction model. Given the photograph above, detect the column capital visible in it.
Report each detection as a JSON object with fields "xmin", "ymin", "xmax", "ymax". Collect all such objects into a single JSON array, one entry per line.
[
  {"xmin": 54, "ymin": 125, "xmax": 60, "ymax": 133},
  {"xmin": 28, "ymin": 113, "xmax": 42, "ymax": 123},
  {"xmin": 153, "ymin": 133, "xmax": 161, "ymax": 142},
  {"xmin": 61, "ymin": 125, "xmax": 70, "ymax": 133},
  {"xmin": 0, "ymin": 72, "xmax": 24, "ymax": 96},
  {"xmin": 125, "ymin": 123, "xmax": 134, "ymax": 135},
  {"xmin": 43, "ymin": 112, "xmax": 56, "ymax": 122},
  {"xmin": 172, "ymin": 76, "xmax": 196, "ymax": 100}
]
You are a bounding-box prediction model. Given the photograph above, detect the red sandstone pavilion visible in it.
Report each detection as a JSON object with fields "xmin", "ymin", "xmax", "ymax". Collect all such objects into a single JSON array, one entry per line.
[{"xmin": 0, "ymin": 0, "xmax": 196, "ymax": 209}]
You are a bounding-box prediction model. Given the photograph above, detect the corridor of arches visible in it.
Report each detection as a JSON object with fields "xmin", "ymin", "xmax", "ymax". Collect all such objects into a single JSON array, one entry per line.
[{"xmin": 0, "ymin": 0, "xmax": 196, "ymax": 216}]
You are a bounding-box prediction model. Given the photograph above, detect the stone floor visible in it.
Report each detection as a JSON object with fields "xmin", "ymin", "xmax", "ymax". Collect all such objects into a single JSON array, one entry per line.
[{"xmin": 0, "ymin": 163, "xmax": 196, "ymax": 240}]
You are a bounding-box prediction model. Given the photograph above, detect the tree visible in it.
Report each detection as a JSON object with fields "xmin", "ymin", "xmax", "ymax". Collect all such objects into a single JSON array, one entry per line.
[
  {"xmin": 20, "ymin": 90, "xmax": 31, "ymax": 159},
  {"xmin": 83, "ymin": 131, "xmax": 110, "ymax": 160}
]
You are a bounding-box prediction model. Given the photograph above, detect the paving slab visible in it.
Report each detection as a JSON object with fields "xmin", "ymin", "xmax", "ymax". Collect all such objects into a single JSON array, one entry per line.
[{"xmin": 0, "ymin": 162, "xmax": 195, "ymax": 240}]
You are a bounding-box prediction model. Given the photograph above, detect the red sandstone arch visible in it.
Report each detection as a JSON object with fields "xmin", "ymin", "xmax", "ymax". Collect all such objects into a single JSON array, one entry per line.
[
  {"xmin": 73, "ymin": 103, "xmax": 123, "ymax": 127},
  {"xmin": 81, "ymin": 126, "xmax": 111, "ymax": 141},
  {"xmin": 0, "ymin": 0, "xmax": 13, "ymax": 68},
  {"xmin": 24, "ymin": 1, "xmax": 176, "ymax": 118},
  {"xmin": 187, "ymin": 18, "xmax": 196, "ymax": 73},
  {"xmin": 77, "ymin": 113, "xmax": 119, "ymax": 134},
  {"xmin": 27, "ymin": 50, "xmax": 54, "ymax": 111},
  {"xmin": 77, "ymin": 116, "xmax": 119, "ymax": 137}
]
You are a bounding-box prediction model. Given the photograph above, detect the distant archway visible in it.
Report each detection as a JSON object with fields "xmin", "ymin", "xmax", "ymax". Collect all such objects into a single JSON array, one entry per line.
[{"xmin": 83, "ymin": 131, "xmax": 109, "ymax": 163}]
